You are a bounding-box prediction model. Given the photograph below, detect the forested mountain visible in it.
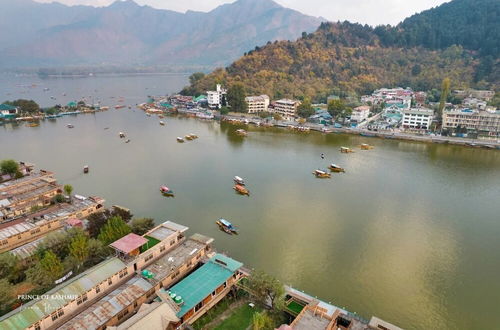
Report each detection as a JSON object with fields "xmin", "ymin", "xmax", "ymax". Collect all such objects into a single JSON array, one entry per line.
[
  {"xmin": 0, "ymin": 0, "xmax": 322, "ymax": 69},
  {"xmin": 183, "ymin": 0, "xmax": 499, "ymax": 100}
]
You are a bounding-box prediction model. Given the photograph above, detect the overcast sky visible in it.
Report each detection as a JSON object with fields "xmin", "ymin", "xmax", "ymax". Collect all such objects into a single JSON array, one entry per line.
[{"xmin": 33, "ymin": 0, "xmax": 449, "ymax": 26}]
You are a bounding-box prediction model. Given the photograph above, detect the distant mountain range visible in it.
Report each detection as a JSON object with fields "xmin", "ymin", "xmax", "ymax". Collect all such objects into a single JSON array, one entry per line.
[
  {"xmin": 0, "ymin": 0, "xmax": 323, "ymax": 69},
  {"xmin": 183, "ymin": 0, "xmax": 499, "ymax": 99}
]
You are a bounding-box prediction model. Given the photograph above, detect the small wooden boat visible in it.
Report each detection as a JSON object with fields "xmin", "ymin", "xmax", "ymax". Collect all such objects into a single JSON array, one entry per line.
[
  {"xmin": 185, "ymin": 134, "xmax": 194, "ymax": 140},
  {"xmin": 216, "ymin": 218, "xmax": 238, "ymax": 235},
  {"xmin": 234, "ymin": 176, "xmax": 245, "ymax": 185},
  {"xmin": 160, "ymin": 186, "xmax": 174, "ymax": 196},
  {"xmin": 159, "ymin": 121, "xmax": 165, "ymax": 126},
  {"xmin": 189, "ymin": 134, "xmax": 198, "ymax": 139},
  {"xmin": 233, "ymin": 184, "xmax": 250, "ymax": 196},
  {"xmin": 236, "ymin": 129, "xmax": 248, "ymax": 136},
  {"xmin": 313, "ymin": 169, "xmax": 331, "ymax": 178},
  {"xmin": 27, "ymin": 122, "xmax": 39, "ymax": 127},
  {"xmin": 328, "ymin": 164, "xmax": 345, "ymax": 173},
  {"xmin": 177, "ymin": 137, "xmax": 185, "ymax": 143},
  {"xmin": 67, "ymin": 124, "xmax": 74, "ymax": 128},
  {"xmin": 119, "ymin": 132, "xmax": 126, "ymax": 138},
  {"xmin": 340, "ymin": 147, "xmax": 354, "ymax": 153},
  {"xmin": 83, "ymin": 165, "xmax": 89, "ymax": 174},
  {"xmin": 360, "ymin": 143, "xmax": 374, "ymax": 150}
]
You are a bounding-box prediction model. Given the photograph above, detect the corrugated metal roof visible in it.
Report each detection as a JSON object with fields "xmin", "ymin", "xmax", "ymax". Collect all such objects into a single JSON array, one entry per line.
[
  {"xmin": 146, "ymin": 226, "xmax": 174, "ymax": 242},
  {"xmin": 161, "ymin": 221, "xmax": 188, "ymax": 233},
  {"xmin": 169, "ymin": 254, "xmax": 242, "ymax": 317},
  {"xmin": 0, "ymin": 258, "xmax": 126, "ymax": 330},
  {"xmin": 58, "ymin": 276, "xmax": 152, "ymax": 330},
  {"xmin": 110, "ymin": 233, "xmax": 148, "ymax": 254}
]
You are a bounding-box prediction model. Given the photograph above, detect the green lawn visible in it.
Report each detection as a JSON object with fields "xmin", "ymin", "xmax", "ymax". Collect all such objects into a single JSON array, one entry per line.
[
  {"xmin": 214, "ymin": 304, "xmax": 260, "ymax": 330},
  {"xmin": 286, "ymin": 300, "xmax": 305, "ymax": 315}
]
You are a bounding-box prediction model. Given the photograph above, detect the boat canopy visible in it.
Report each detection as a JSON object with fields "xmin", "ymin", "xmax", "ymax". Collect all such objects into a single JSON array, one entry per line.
[
  {"xmin": 219, "ymin": 218, "xmax": 233, "ymax": 228},
  {"xmin": 234, "ymin": 176, "xmax": 243, "ymax": 181},
  {"xmin": 330, "ymin": 164, "xmax": 339, "ymax": 168}
]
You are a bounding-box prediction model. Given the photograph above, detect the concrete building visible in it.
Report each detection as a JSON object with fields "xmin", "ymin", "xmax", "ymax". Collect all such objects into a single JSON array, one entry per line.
[
  {"xmin": 351, "ymin": 106, "xmax": 370, "ymax": 124},
  {"xmin": 207, "ymin": 84, "xmax": 227, "ymax": 109},
  {"xmin": 402, "ymin": 108, "xmax": 434, "ymax": 130},
  {"xmin": 0, "ymin": 196, "xmax": 105, "ymax": 253},
  {"xmin": 274, "ymin": 99, "xmax": 301, "ymax": 121},
  {"xmin": 443, "ymin": 108, "xmax": 500, "ymax": 137},
  {"xmin": 245, "ymin": 95, "xmax": 270, "ymax": 114}
]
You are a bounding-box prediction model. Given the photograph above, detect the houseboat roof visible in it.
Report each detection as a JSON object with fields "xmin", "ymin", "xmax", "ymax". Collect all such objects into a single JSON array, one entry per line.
[
  {"xmin": 169, "ymin": 254, "xmax": 243, "ymax": 318},
  {"xmin": 110, "ymin": 233, "xmax": 149, "ymax": 254},
  {"xmin": 0, "ymin": 257, "xmax": 126, "ymax": 330},
  {"xmin": 58, "ymin": 276, "xmax": 152, "ymax": 330}
]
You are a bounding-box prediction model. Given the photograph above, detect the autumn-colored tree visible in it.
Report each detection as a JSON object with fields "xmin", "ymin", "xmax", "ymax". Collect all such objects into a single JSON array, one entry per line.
[{"xmin": 438, "ymin": 78, "xmax": 451, "ymax": 119}]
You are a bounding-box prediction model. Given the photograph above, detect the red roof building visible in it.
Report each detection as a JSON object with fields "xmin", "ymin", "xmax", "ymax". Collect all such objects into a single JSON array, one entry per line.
[{"xmin": 110, "ymin": 233, "xmax": 148, "ymax": 257}]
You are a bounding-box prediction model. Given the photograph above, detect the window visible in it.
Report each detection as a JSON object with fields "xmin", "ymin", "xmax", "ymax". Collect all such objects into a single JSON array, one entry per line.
[
  {"xmin": 134, "ymin": 302, "xmax": 138, "ymax": 308},
  {"xmin": 223, "ymin": 282, "xmax": 227, "ymax": 288},
  {"xmin": 211, "ymin": 290, "xmax": 216, "ymax": 297},
  {"xmin": 194, "ymin": 301, "xmax": 203, "ymax": 312},
  {"xmin": 108, "ymin": 278, "xmax": 112, "ymax": 286},
  {"xmin": 58, "ymin": 309, "xmax": 64, "ymax": 317},
  {"xmin": 51, "ymin": 312, "xmax": 58, "ymax": 321},
  {"xmin": 1, "ymin": 240, "xmax": 7, "ymax": 245},
  {"xmin": 34, "ymin": 323, "xmax": 41, "ymax": 330},
  {"xmin": 160, "ymin": 246, "xmax": 165, "ymax": 253},
  {"xmin": 170, "ymin": 240, "xmax": 175, "ymax": 246},
  {"xmin": 95, "ymin": 286, "xmax": 101, "ymax": 294},
  {"xmin": 145, "ymin": 254, "xmax": 154, "ymax": 262}
]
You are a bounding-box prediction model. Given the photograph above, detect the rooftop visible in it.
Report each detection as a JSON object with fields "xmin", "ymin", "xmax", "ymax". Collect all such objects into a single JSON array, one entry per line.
[
  {"xmin": 9, "ymin": 230, "xmax": 65, "ymax": 259},
  {"xmin": 169, "ymin": 254, "xmax": 243, "ymax": 317},
  {"xmin": 0, "ymin": 171, "xmax": 53, "ymax": 193},
  {"xmin": 58, "ymin": 276, "xmax": 152, "ymax": 330},
  {"xmin": 109, "ymin": 301, "xmax": 179, "ymax": 330},
  {"xmin": 110, "ymin": 233, "xmax": 148, "ymax": 254},
  {"xmin": 0, "ymin": 258, "xmax": 127, "ymax": 330},
  {"xmin": 292, "ymin": 308, "xmax": 331, "ymax": 330}
]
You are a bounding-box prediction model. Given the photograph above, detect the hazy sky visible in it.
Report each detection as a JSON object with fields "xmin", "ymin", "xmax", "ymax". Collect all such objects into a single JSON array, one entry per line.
[{"xmin": 33, "ymin": 0, "xmax": 449, "ymax": 26}]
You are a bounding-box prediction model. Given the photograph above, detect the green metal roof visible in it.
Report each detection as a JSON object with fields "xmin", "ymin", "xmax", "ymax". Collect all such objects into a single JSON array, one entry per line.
[
  {"xmin": 0, "ymin": 258, "xmax": 126, "ymax": 330},
  {"xmin": 0, "ymin": 104, "xmax": 16, "ymax": 111},
  {"xmin": 67, "ymin": 101, "xmax": 77, "ymax": 107},
  {"xmin": 168, "ymin": 254, "xmax": 242, "ymax": 317}
]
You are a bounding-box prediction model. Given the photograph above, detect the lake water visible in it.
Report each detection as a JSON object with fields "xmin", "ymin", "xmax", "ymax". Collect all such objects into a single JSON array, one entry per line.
[{"xmin": 1, "ymin": 74, "xmax": 500, "ymax": 329}]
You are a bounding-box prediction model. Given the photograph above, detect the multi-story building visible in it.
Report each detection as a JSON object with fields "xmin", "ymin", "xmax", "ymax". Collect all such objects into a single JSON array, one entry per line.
[
  {"xmin": 0, "ymin": 196, "xmax": 105, "ymax": 253},
  {"xmin": 0, "ymin": 104, "xmax": 18, "ymax": 119},
  {"xmin": 351, "ymin": 106, "xmax": 370, "ymax": 123},
  {"xmin": 245, "ymin": 95, "xmax": 270, "ymax": 114},
  {"xmin": 442, "ymin": 108, "xmax": 500, "ymax": 137},
  {"xmin": 274, "ymin": 99, "xmax": 301, "ymax": 121},
  {"xmin": 401, "ymin": 108, "xmax": 434, "ymax": 130},
  {"xmin": 207, "ymin": 84, "xmax": 227, "ymax": 109}
]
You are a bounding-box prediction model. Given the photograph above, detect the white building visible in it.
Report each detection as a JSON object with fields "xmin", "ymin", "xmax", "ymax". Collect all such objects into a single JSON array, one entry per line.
[
  {"xmin": 273, "ymin": 99, "xmax": 300, "ymax": 121},
  {"xmin": 245, "ymin": 95, "xmax": 270, "ymax": 114},
  {"xmin": 206, "ymin": 84, "xmax": 227, "ymax": 109},
  {"xmin": 443, "ymin": 108, "xmax": 500, "ymax": 136},
  {"xmin": 402, "ymin": 108, "xmax": 434, "ymax": 130},
  {"xmin": 351, "ymin": 106, "xmax": 370, "ymax": 123}
]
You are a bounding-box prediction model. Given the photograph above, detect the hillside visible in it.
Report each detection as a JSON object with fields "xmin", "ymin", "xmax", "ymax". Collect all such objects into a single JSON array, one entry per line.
[
  {"xmin": 183, "ymin": 0, "xmax": 499, "ymax": 100},
  {"xmin": 0, "ymin": 0, "xmax": 322, "ymax": 69}
]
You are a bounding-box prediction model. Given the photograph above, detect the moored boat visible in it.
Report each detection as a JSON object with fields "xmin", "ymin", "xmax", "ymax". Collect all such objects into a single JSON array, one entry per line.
[
  {"xmin": 160, "ymin": 186, "xmax": 174, "ymax": 196},
  {"xmin": 83, "ymin": 165, "xmax": 89, "ymax": 174},
  {"xmin": 67, "ymin": 124, "xmax": 74, "ymax": 128},
  {"xmin": 159, "ymin": 121, "xmax": 165, "ymax": 126},
  {"xmin": 328, "ymin": 164, "xmax": 345, "ymax": 173},
  {"xmin": 360, "ymin": 143, "xmax": 374, "ymax": 150},
  {"xmin": 216, "ymin": 218, "xmax": 238, "ymax": 234},
  {"xmin": 236, "ymin": 129, "xmax": 248, "ymax": 136},
  {"xmin": 233, "ymin": 176, "xmax": 245, "ymax": 185},
  {"xmin": 188, "ymin": 134, "xmax": 198, "ymax": 139},
  {"xmin": 340, "ymin": 147, "xmax": 354, "ymax": 153},
  {"xmin": 233, "ymin": 184, "xmax": 250, "ymax": 196},
  {"xmin": 27, "ymin": 122, "xmax": 39, "ymax": 127},
  {"xmin": 313, "ymin": 169, "xmax": 331, "ymax": 178},
  {"xmin": 185, "ymin": 134, "xmax": 193, "ymax": 140},
  {"xmin": 177, "ymin": 137, "xmax": 185, "ymax": 143},
  {"xmin": 119, "ymin": 132, "xmax": 126, "ymax": 138}
]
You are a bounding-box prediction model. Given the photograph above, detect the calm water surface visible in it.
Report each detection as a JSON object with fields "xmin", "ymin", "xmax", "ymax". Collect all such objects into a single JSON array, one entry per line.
[{"xmin": 1, "ymin": 74, "xmax": 499, "ymax": 329}]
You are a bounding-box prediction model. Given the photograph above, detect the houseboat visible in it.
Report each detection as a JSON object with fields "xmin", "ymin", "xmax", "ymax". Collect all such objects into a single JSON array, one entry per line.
[
  {"xmin": 160, "ymin": 186, "xmax": 174, "ymax": 196},
  {"xmin": 340, "ymin": 147, "xmax": 354, "ymax": 153},
  {"xmin": 233, "ymin": 184, "xmax": 250, "ymax": 196},
  {"xmin": 119, "ymin": 132, "xmax": 126, "ymax": 138},
  {"xmin": 360, "ymin": 143, "xmax": 374, "ymax": 150},
  {"xmin": 233, "ymin": 176, "xmax": 245, "ymax": 185},
  {"xmin": 83, "ymin": 165, "xmax": 89, "ymax": 174},
  {"xmin": 159, "ymin": 121, "xmax": 165, "ymax": 126},
  {"xmin": 328, "ymin": 164, "xmax": 345, "ymax": 173},
  {"xmin": 67, "ymin": 124, "xmax": 74, "ymax": 128},
  {"xmin": 177, "ymin": 137, "xmax": 185, "ymax": 143},
  {"xmin": 313, "ymin": 169, "xmax": 331, "ymax": 178},
  {"xmin": 236, "ymin": 129, "xmax": 248, "ymax": 136},
  {"xmin": 216, "ymin": 218, "xmax": 238, "ymax": 234}
]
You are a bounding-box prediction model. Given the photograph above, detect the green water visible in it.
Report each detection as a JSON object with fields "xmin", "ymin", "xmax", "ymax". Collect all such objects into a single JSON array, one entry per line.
[{"xmin": 1, "ymin": 76, "xmax": 500, "ymax": 329}]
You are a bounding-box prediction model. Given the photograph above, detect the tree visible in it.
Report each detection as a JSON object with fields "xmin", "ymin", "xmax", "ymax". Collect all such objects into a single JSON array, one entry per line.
[
  {"xmin": 327, "ymin": 99, "xmax": 345, "ymax": 118},
  {"xmin": 87, "ymin": 210, "xmax": 111, "ymax": 238},
  {"xmin": 28, "ymin": 251, "xmax": 64, "ymax": 286},
  {"xmin": 220, "ymin": 106, "xmax": 230, "ymax": 115},
  {"xmin": 98, "ymin": 216, "xmax": 131, "ymax": 246},
  {"xmin": 52, "ymin": 194, "xmax": 66, "ymax": 204},
  {"xmin": 227, "ymin": 83, "xmax": 247, "ymax": 113},
  {"xmin": 248, "ymin": 270, "xmax": 285, "ymax": 311},
  {"xmin": 252, "ymin": 311, "xmax": 273, "ymax": 330},
  {"xmin": 0, "ymin": 159, "xmax": 18, "ymax": 175},
  {"xmin": 69, "ymin": 232, "xmax": 89, "ymax": 268},
  {"xmin": 189, "ymin": 72, "xmax": 205, "ymax": 85},
  {"xmin": 64, "ymin": 184, "xmax": 73, "ymax": 200},
  {"xmin": 297, "ymin": 97, "xmax": 314, "ymax": 118},
  {"xmin": 130, "ymin": 218, "xmax": 155, "ymax": 236},
  {"xmin": 111, "ymin": 207, "xmax": 133, "ymax": 223},
  {"xmin": 5, "ymin": 99, "xmax": 40, "ymax": 114},
  {"xmin": 438, "ymin": 78, "xmax": 451, "ymax": 119},
  {"xmin": 0, "ymin": 279, "xmax": 13, "ymax": 310},
  {"xmin": 0, "ymin": 253, "xmax": 19, "ymax": 282},
  {"xmin": 273, "ymin": 113, "xmax": 282, "ymax": 121}
]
